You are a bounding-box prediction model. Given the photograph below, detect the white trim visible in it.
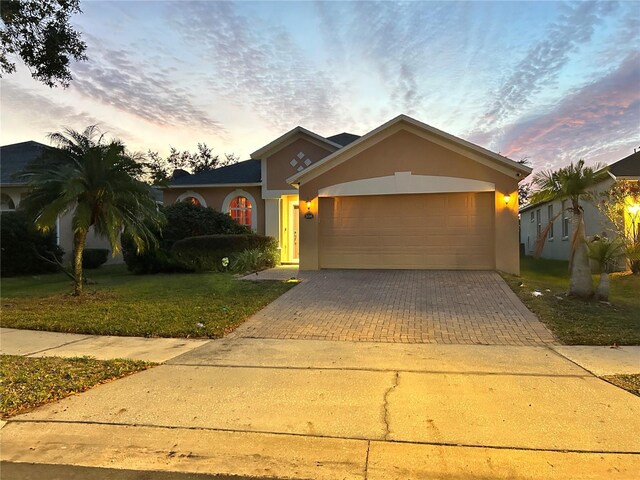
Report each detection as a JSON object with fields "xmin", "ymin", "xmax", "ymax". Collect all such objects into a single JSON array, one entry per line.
[
  {"xmin": 287, "ymin": 114, "xmax": 531, "ymax": 185},
  {"xmin": 175, "ymin": 191, "xmax": 207, "ymax": 207},
  {"xmin": 222, "ymin": 189, "xmax": 258, "ymax": 232},
  {"xmin": 251, "ymin": 126, "xmax": 341, "ymax": 159},
  {"xmin": 164, "ymin": 183, "xmax": 261, "ymax": 189},
  {"xmin": 318, "ymin": 172, "xmax": 495, "ymax": 197}
]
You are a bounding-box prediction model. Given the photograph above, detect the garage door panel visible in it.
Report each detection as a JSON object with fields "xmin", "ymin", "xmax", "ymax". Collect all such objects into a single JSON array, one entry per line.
[{"xmin": 319, "ymin": 193, "xmax": 494, "ymax": 269}]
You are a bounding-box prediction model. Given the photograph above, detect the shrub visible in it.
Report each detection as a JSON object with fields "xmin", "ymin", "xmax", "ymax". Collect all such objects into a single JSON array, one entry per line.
[
  {"xmin": 172, "ymin": 234, "xmax": 277, "ymax": 272},
  {"xmin": 82, "ymin": 248, "xmax": 110, "ymax": 269},
  {"xmin": 162, "ymin": 202, "xmax": 250, "ymax": 242},
  {"xmin": 1, "ymin": 211, "xmax": 64, "ymax": 276},
  {"xmin": 121, "ymin": 232, "xmax": 193, "ymax": 274},
  {"xmin": 121, "ymin": 202, "xmax": 250, "ymax": 274},
  {"xmin": 232, "ymin": 247, "xmax": 279, "ymax": 274}
]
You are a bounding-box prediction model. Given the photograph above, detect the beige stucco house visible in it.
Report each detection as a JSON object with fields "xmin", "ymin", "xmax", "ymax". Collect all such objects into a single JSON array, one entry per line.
[
  {"xmin": 164, "ymin": 115, "xmax": 531, "ymax": 274},
  {"xmin": 0, "ymin": 141, "xmax": 129, "ymax": 264}
]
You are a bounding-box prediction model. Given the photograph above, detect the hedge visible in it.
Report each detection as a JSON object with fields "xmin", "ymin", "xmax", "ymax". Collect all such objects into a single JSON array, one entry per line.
[
  {"xmin": 82, "ymin": 248, "xmax": 110, "ymax": 269},
  {"xmin": 1, "ymin": 211, "xmax": 64, "ymax": 277},
  {"xmin": 172, "ymin": 234, "xmax": 277, "ymax": 272}
]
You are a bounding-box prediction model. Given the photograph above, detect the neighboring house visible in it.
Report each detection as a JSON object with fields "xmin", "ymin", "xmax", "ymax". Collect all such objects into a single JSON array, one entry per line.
[
  {"xmin": 519, "ymin": 151, "xmax": 640, "ymax": 261},
  {"xmin": 164, "ymin": 114, "xmax": 530, "ymax": 274},
  {"xmin": 0, "ymin": 141, "xmax": 126, "ymax": 264}
]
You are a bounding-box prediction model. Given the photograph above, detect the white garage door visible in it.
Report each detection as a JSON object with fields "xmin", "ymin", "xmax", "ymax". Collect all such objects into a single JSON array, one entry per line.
[{"xmin": 318, "ymin": 192, "xmax": 495, "ymax": 269}]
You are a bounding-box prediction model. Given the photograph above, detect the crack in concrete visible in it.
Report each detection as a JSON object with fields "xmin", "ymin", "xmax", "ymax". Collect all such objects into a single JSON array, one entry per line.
[
  {"xmin": 382, "ymin": 372, "xmax": 400, "ymax": 441},
  {"xmin": 363, "ymin": 440, "xmax": 371, "ymax": 480}
]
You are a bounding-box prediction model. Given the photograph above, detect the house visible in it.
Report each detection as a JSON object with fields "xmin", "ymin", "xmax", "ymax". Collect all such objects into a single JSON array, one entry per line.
[
  {"xmin": 164, "ymin": 115, "xmax": 530, "ymax": 274},
  {"xmin": 0, "ymin": 141, "xmax": 127, "ymax": 264},
  {"xmin": 519, "ymin": 151, "xmax": 640, "ymax": 261}
]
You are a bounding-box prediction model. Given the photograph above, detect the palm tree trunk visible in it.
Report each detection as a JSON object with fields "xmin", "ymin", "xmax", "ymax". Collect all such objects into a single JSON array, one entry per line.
[
  {"xmin": 73, "ymin": 229, "xmax": 88, "ymax": 296},
  {"xmin": 569, "ymin": 212, "xmax": 594, "ymax": 298},
  {"xmin": 596, "ymin": 272, "xmax": 609, "ymax": 301}
]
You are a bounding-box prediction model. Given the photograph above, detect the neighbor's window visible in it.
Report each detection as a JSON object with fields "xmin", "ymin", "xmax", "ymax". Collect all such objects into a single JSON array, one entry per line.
[
  {"xmin": 0, "ymin": 193, "xmax": 15, "ymax": 211},
  {"xmin": 536, "ymin": 209, "xmax": 541, "ymax": 238},
  {"xmin": 561, "ymin": 200, "xmax": 569, "ymax": 238},
  {"xmin": 181, "ymin": 196, "xmax": 201, "ymax": 207},
  {"xmin": 548, "ymin": 205, "xmax": 554, "ymax": 240},
  {"xmin": 229, "ymin": 196, "xmax": 252, "ymax": 228},
  {"xmin": 530, "ymin": 211, "xmax": 535, "ymax": 223}
]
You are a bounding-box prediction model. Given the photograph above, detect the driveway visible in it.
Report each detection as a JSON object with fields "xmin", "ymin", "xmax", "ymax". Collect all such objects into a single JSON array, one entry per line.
[{"xmin": 233, "ymin": 270, "xmax": 556, "ymax": 346}]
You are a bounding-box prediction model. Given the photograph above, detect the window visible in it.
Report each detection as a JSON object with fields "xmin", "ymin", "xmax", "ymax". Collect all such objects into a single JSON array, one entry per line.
[
  {"xmin": 536, "ymin": 209, "xmax": 541, "ymax": 238},
  {"xmin": 181, "ymin": 196, "xmax": 201, "ymax": 207},
  {"xmin": 530, "ymin": 211, "xmax": 535, "ymax": 223},
  {"xmin": 561, "ymin": 200, "xmax": 569, "ymax": 238},
  {"xmin": 547, "ymin": 205, "xmax": 554, "ymax": 240},
  {"xmin": 229, "ymin": 196, "xmax": 252, "ymax": 228},
  {"xmin": 1, "ymin": 193, "xmax": 15, "ymax": 211}
]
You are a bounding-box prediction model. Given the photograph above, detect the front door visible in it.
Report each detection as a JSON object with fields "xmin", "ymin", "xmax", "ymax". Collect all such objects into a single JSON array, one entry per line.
[{"xmin": 289, "ymin": 203, "xmax": 299, "ymax": 262}]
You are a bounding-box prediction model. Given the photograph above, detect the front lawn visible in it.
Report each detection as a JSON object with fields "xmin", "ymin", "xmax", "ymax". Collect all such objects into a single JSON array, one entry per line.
[
  {"xmin": 0, "ymin": 355, "xmax": 152, "ymax": 418},
  {"xmin": 1, "ymin": 265, "xmax": 295, "ymax": 338},
  {"xmin": 502, "ymin": 257, "xmax": 640, "ymax": 345}
]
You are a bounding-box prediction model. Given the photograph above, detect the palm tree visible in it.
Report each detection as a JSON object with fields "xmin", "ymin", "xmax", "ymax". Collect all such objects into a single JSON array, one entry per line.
[
  {"xmin": 586, "ymin": 236, "xmax": 624, "ymax": 301},
  {"xmin": 21, "ymin": 126, "xmax": 164, "ymax": 295},
  {"xmin": 530, "ymin": 160, "xmax": 609, "ymax": 298}
]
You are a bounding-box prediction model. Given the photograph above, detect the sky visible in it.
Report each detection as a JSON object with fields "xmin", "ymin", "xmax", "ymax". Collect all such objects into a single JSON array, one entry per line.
[{"xmin": 1, "ymin": 0, "xmax": 639, "ymax": 177}]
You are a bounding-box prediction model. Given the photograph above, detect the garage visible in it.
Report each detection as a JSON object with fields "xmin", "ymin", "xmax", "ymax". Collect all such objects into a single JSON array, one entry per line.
[{"xmin": 318, "ymin": 192, "xmax": 495, "ymax": 269}]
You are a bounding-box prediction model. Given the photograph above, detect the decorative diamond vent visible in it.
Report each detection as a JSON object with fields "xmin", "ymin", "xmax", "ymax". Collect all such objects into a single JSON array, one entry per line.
[
  {"xmin": 304, "ymin": 159, "xmax": 312, "ymax": 166},
  {"xmin": 297, "ymin": 152, "xmax": 305, "ymax": 159},
  {"xmin": 290, "ymin": 159, "xmax": 298, "ymax": 166}
]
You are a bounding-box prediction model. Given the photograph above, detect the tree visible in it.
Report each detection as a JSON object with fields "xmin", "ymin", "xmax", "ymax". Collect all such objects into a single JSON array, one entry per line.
[
  {"xmin": 518, "ymin": 182, "xmax": 531, "ymax": 207},
  {"xmin": 586, "ymin": 236, "xmax": 624, "ymax": 301},
  {"xmin": 530, "ymin": 160, "xmax": 609, "ymax": 298},
  {"xmin": 145, "ymin": 143, "xmax": 239, "ymax": 185},
  {"xmin": 597, "ymin": 180, "xmax": 640, "ymax": 274},
  {"xmin": 0, "ymin": 0, "xmax": 87, "ymax": 87},
  {"xmin": 20, "ymin": 126, "xmax": 164, "ymax": 295}
]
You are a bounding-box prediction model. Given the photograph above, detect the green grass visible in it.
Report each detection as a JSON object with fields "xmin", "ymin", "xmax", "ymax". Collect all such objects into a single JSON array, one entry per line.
[
  {"xmin": 602, "ymin": 374, "xmax": 640, "ymax": 397},
  {"xmin": 0, "ymin": 355, "xmax": 152, "ymax": 418},
  {"xmin": 502, "ymin": 257, "xmax": 640, "ymax": 345},
  {"xmin": 0, "ymin": 265, "xmax": 296, "ymax": 338}
]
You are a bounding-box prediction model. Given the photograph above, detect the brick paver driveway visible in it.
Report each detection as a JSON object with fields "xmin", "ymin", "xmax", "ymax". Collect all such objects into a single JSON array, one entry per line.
[{"xmin": 233, "ymin": 270, "xmax": 556, "ymax": 346}]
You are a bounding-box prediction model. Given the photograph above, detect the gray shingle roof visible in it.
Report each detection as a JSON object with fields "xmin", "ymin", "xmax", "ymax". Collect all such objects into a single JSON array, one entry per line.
[
  {"xmin": 169, "ymin": 159, "xmax": 261, "ymax": 186},
  {"xmin": 0, "ymin": 141, "xmax": 51, "ymax": 185},
  {"xmin": 326, "ymin": 132, "xmax": 360, "ymax": 147},
  {"xmin": 609, "ymin": 150, "xmax": 640, "ymax": 177}
]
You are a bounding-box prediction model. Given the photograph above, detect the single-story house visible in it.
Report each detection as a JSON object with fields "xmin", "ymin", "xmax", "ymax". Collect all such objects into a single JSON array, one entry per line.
[
  {"xmin": 0, "ymin": 141, "xmax": 163, "ymax": 264},
  {"xmin": 519, "ymin": 151, "xmax": 639, "ymax": 260},
  {"xmin": 164, "ymin": 115, "xmax": 530, "ymax": 274}
]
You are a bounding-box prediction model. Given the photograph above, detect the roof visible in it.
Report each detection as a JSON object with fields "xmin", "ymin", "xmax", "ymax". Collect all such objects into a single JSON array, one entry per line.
[
  {"xmin": 167, "ymin": 159, "xmax": 261, "ymax": 187},
  {"xmin": 250, "ymin": 126, "xmax": 342, "ymax": 159},
  {"xmin": 326, "ymin": 132, "xmax": 360, "ymax": 147},
  {"xmin": 609, "ymin": 150, "xmax": 640, "ymax": 178},
  {"xmin": 287, "ymin": 114, "xmax": 532, "ymax": 185},
  {"xmin": 0, "ymin": 141, "xmax": 51, "ymax": 185}
]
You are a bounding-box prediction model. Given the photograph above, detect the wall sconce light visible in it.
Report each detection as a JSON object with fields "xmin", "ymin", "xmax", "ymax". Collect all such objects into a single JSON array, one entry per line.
[
  {"xmin": 504, "ymin": 194, "xmax": 511, "ymax": 205},
  {"xmin": 306, "ymin": 200, "xmax": 311, "ymax": 211},
  {"xmin": 304, "ymin": 200, "xmax": 314, "ymax": 219},
  {"xmin": 628, "ymin": 203, "xmax": 639, "ymax": 215}
]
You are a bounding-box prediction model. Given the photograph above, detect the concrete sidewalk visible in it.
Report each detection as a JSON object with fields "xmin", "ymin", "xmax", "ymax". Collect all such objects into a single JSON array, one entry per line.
[
  {"xmin": 2, "ymin": 338, "xmax": 639, "ymax": 479},
  {"xmin": 0, "ymin": 328, "xmax": 210, "ymax": 363}
]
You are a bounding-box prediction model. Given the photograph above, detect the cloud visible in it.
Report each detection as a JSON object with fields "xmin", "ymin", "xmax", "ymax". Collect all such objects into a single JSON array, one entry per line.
[
  {"xmin": 68, "ymin": 36, "xmax": 227, "ymax": 138},
  {"xmin": 170, "ymin": 2, "xmax": 339, "ymax": 133},
  {"xmin": 475, "ymin": 1, "xmax": 617, "ymax": 132},
  {"xmin": 0, "ymin": 82, "xmax": 138, "ymax": 145},
  {"xmin": 498, "ymin": 52, "xmax": 640, "ymax": 170}
]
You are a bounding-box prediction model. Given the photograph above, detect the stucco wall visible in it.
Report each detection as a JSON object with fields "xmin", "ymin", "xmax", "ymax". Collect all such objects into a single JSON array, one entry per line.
[
  {"xmin": 298, "ymin": 127, "xmax": 521, "ymax": 274},
  {"xmin": 163, "ymin": 186, "xmax": 265, "ymax": 235},
  {"xmin": 265, "ymin": 137, "xmax": 333, "ymax": 192}
]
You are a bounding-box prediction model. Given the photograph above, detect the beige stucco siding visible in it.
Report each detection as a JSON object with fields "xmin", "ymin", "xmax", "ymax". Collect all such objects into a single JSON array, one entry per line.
[
  {"xmin": 298, "ymin": 128, "xmax": 521, "ymax": 274},
  {"xmin": 266, "ymin": 138, "xmax": 333, "ymax": 192},
  {"xmin": 163, "ymin": 186, "xmax": 265, "ymax": 235},
  {"xmin": 318, "ymin": 193, "xmax": 495, "ymax": 269}
]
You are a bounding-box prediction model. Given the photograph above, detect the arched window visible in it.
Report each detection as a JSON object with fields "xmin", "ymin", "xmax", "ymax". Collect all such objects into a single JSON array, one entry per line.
[
  {"xmin": 182, "ymin": 196, "xmax": 201, "ymax": 207},
  {"xmin": 1, "ymin": 193, "xmax": 16, "ymax": 211},
  {"xmin": 229, "ymin": 196, "xmax": 252, "ymax": 228}
]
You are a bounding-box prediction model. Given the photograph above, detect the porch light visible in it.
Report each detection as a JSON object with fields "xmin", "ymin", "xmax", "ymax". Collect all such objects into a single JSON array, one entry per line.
[
  {"xmin": 306, "ymin": 201, "xmax": 312, "ymax": 210},
  {"xmin": 629, "ymin": 203, "xmax": 639, "ymax": 215},
  {"xmin": 504, "ymin": 194, "xmax": 511, "ymax": 204}
]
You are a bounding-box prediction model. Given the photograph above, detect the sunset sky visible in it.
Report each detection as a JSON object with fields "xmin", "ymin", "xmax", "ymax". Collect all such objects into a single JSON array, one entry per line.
[{"xmin": 2, "ymin": 1, "xmax": 639, "ymax": 176}]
